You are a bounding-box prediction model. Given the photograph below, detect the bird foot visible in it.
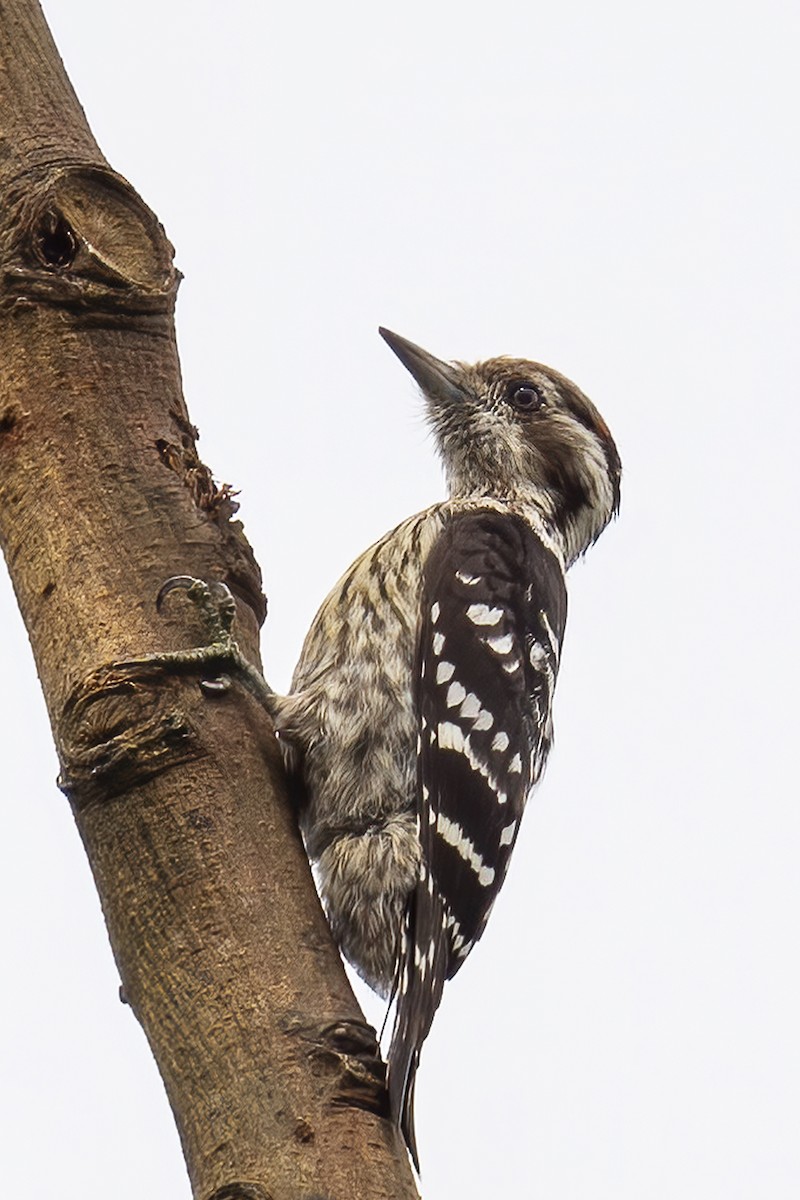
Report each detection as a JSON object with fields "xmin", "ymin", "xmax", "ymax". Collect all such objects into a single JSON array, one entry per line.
[
  {"xmin": 117, "ymin": 575, "xmax": 274, "ymax": 711},
  {"xmin": 157, "ymin": 575, "xmax": 237, "ymax": 647}
]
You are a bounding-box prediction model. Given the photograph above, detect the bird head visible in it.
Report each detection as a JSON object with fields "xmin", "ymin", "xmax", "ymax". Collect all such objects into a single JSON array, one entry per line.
[{"xmin": 380, "ymin": 327, "xmax": 621, "ymax": 564}]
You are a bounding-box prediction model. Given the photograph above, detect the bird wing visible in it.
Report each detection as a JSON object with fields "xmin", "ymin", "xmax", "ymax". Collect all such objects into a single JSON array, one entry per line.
[{"xmin": 388, "ymin": 508, "xmax": 567, "ymax": 1167}]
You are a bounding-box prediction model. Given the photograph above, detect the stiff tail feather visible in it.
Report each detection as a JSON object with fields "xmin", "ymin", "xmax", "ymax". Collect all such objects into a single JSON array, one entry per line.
[{"xmin": 387, "ymin": 871, "xmax": 451, "ymax": 1170}]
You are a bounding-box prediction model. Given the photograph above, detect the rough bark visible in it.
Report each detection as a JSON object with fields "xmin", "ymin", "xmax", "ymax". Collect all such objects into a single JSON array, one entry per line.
[{"xmin": 0, "ymin": 3, "xmax": 419, "ymax": 1196}]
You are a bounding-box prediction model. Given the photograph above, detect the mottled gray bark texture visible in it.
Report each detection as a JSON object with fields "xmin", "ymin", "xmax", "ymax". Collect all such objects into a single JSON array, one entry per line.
[{"xmin": 0, "ymin": 3, "xmax": 419, "ymax": 1196}]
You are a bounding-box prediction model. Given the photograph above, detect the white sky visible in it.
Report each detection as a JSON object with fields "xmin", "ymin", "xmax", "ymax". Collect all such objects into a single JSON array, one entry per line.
[{"xmin": 2, "ymin": 1, "xmax": 799, "ymax": 1195}]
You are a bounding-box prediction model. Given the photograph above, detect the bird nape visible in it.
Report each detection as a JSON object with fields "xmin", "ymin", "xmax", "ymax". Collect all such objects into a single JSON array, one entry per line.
[{"xmin": 269, "ymin": 327, "xmax": 621, "ymax": 1169}]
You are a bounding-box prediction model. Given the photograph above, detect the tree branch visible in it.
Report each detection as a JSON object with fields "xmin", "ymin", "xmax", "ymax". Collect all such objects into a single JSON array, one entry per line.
[{"xmin": 0, "ymin": 2, "xmax": 419, "ymax": 1195}]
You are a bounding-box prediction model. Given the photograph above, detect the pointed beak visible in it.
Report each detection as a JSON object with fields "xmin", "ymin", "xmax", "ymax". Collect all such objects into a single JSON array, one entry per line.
[{"xmin": 379, "ymin": 327, "xmax": 468, "ymax": 406}]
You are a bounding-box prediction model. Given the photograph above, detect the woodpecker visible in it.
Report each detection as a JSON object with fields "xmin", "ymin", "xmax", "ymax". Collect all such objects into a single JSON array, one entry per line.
[{"xmin": 269, "ymin": 328, "xmax": 621, "ymax": 1167}]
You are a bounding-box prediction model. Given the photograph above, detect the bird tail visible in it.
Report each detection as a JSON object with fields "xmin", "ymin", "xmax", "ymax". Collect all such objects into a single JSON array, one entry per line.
[{"xmin": 387, "ymin": 870, "xmax": 450, "ymax": 1171}]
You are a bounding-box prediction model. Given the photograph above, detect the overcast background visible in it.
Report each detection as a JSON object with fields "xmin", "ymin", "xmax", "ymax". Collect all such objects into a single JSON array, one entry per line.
[{"xmin": 1, "ymin": 1, "xmax": 799, "ymax": 1196}]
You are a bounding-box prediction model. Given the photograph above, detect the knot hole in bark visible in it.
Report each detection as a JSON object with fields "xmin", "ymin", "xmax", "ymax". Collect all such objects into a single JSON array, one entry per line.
[
  {"xmin": 34, "ymin": 211, "xmax": 77, "ymax": 268},
  {"xmin": 3, "ymin": 165, "xmax": 179, "ymax": 316}
]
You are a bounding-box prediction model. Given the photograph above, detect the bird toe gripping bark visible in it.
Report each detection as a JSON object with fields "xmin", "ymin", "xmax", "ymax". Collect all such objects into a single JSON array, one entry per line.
[
  {"xmin": 157, "ymin": 574, "xmax": 237, "ymax": 644},
  {"xmin": 119, "ymin": 575, "xmax": 275, "ymax": 712}
]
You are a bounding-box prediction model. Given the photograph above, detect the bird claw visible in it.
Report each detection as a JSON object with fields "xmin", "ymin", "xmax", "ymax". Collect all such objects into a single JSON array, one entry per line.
[
  {"xmin": 156, "ymin": 575, "xmax": 237, "ymax": 646},
  {"xmin": 113, "ymin": 576, "xmax": 275, "ymax": 713},
  {"xmin": 199, "ymin": 674, "xmax": 233, "ymax": 696},
  {"xmin": 155, "ymin": 574, "xmax": 201, "ymax": 610}
]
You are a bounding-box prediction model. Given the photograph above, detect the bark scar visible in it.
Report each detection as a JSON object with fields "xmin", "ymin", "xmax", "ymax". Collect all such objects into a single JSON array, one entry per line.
[
  {"xmin": 153, "ymin": 408, "xmax": 266, "ymax": 622},
  {"xmin": 57, "ymin": 662, "xmax": 204, "ymax": 810},
  {"xmin": 156, "ymin": 432, "xmax": 240, "ymax": 520}
]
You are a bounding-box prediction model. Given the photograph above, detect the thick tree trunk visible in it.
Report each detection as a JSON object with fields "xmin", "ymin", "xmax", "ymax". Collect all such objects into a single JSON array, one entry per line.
[{"xmin": 0, "ymin": 3, "xmax": 419, "ymax": 1196}]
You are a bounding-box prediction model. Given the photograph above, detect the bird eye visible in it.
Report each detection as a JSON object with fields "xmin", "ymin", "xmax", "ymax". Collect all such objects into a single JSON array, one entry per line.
[{"xmin": 508, "ymin": 382, "xmax": 544, "ymax": 412}]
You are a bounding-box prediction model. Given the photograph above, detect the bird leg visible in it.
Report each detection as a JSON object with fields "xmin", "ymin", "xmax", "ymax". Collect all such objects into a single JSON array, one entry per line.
[{"xmin": 116, "ymin": 575, "xmax": 276, "ymax": 713}]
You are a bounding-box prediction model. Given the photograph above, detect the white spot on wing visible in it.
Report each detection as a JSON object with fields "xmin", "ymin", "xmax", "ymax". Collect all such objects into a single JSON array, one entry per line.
[
  {"xmin": 529, "ymin": 640, "xmax": 548, "ymax": 668},
  {"xmin": 436, "ymin": 660, "xmax": 455, "ymax": 684},
  {"xmin": 431, "ymin": 601, "xmax": 440, "ymax": 623},
  {"xmin": 446, "ymin": 911, "xmax": 460, "ymax": 935},
  {"xmin": 437, "ymin": 722, "xmax": 508, "ymax": 803},
  {"xmin": 492, "ymin": 731, "xmax": 509, "ymax": 752},
  {"xmin": 436, "ymin": 811, "xmax": 496, "ymax": 886},
  {"xmin": 456, "ymin": 693, "xmax": 495, "ymax": 731},
  {"xmin": 500, "ymin": 820, "xmax": 517, "ymax": 846},
  {"xmin": 467, "ymin": 603, "xmax": 503, "ymax": 626},
  {"xmin": 509, "ymin": 753, "xmax": 523, "ymax": 774},
  {"xmin": 486, "ymin": 632, "xmax": 514, "ymax": 655},
  {"xmin": 456, "ymin": 571, "xmax": 482, "ymax": 586},
  {"xmin": 433, "ymin": 632, "xmax": 445, "ymax": 656},
  {"xmin": 446, "ymin": 681, "xmax": 467, "ymax": 707},
  {"xmin": 438, "ymin": 721, "xmax": 465, "ymax": 752}
]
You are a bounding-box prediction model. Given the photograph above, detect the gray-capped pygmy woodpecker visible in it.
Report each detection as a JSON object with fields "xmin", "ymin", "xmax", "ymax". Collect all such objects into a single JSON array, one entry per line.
[{"xmin": 268, "ymin": 328, "xmax": 621, "ymax": 1168}]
